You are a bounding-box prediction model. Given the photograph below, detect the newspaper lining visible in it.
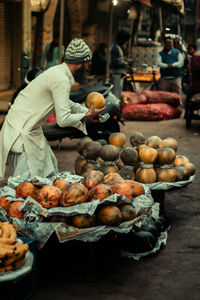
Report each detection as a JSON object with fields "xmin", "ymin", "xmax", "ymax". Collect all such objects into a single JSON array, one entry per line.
[{"xmin": 0, "ymin": 173, "xmax": 194, "ymax": 249}]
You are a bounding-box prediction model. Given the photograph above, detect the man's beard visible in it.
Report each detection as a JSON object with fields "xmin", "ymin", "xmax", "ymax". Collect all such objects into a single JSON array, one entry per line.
[{"xmin": 74, "ymin": 64, "xmax": 85, "ymax": 84}]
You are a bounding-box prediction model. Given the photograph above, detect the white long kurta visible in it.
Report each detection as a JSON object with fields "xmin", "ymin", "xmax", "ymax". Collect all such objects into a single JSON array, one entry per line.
[{"xmin": 0, "ymin": 63, "xmax": 88, "ymax": 180}]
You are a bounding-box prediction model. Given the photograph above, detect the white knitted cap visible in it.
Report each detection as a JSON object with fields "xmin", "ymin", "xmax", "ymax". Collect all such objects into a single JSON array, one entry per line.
[{"xmin": 64, "ymin": 38, "xmax": 92, "ymax": 64}]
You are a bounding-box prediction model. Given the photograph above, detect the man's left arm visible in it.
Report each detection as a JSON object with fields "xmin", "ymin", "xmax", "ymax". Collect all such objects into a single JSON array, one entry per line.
[{"xmin": 69, "ymin": 100, "xmax": 88, "ymax": 114}]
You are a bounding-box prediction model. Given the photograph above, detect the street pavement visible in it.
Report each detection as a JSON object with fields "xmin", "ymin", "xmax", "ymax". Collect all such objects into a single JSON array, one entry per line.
[{"xmin": 2, "ymin": 115, "xmax": 200, "ymax": 300}]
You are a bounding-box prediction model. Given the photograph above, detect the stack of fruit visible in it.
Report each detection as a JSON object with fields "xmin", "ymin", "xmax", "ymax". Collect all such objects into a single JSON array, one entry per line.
[
  {"xmin": 74, "ymin": 133, "xmax": 127, "ymax": 176},
  {"xmin": 74, "ymin": 132, "xmax": 195, "ymax": 184},
  {"xmin": 0, "ymin": 222, "xmax": 29, "ymax": 273},
  {"xmin": 132, "ymin": 133, "xmax": 195, "ymax": 183}
]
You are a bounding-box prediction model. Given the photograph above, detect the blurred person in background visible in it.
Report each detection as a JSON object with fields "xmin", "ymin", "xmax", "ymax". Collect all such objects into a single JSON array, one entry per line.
[
  {"xmin": 182, "ymin": 44, "xmax": 196, "ymax": 94},
  {"xmin": 41, "ymin": 33, "xmax": 65, "ymax": 70},
  {"xmin": 110, "ymin": 29, "xmax": 131, "ymax": 99},
  {"xmin": 156, "ymin": 36, "xmax": 184, "ymax": 95},
  {"xmin": 184, "ymin": 39, "xmax": 200, "ymax": 117},
  {"xmin": 189, "ymin": 39, "xmax": 200, "ymax": 95},
  {"xmin": 91, "ymin": 43, "xmax": 107, "ymax": 76}
]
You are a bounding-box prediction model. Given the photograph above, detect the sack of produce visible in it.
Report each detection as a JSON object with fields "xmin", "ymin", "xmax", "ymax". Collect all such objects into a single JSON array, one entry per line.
[
  {"xmin": 139, "ymin": 90, "xmax": 182, "ymax": 107},
  {"xmin": 121, "ymin": 103, "xmax": 182, "ymax": 121}
]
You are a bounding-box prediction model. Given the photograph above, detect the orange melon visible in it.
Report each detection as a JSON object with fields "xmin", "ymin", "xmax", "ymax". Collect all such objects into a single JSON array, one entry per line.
[
  {"xmin": 136, "ymin": 167, "xmax": 156, "ymax": 184},
  {"xmin": 174, "ymin": 155, "xmax": 190, "ymax": 167},
  {"xmin": 120, "ymin": 147, "xmax": 139, "ymax": 166},
  {"xmin": 157, "ymin": 147, "xmax": 176, "ymax": 165},
  {"xmin": 130, "ymin": 132, "xmax": 145, "ymax": 147},
  {"xmin": 156, "ymin": 168, "xmax": 177, "ymax": 182},
  {"xmin": 158, "ymin": 137, "xmax": 178, "ymax": 152},
  {"xmin": 96, "ymin": 205, "xmax": 122, "ymax": 226},
  {"xmin": 146, "ymin": 136, "xmax": 162, "ymax": 149},
  {"xmin": 85, "ymin": 92, "xmax": 106, "ymax": 109},
  {"xmin": 139, "ymin": 146, "xmax": 158, "ymax": 164},
  {"xmin": 109, "ymin": 132, "xmax": 126, "ymax": 148},
  {"xmin": 180, "ymin": 162, "xmax": 195, "ymax": 176}
]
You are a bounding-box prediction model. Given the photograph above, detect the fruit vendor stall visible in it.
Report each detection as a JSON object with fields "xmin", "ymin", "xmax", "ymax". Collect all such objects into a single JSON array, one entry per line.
[
  {"xmin": 123, "ymin": 65, "xmax": 161, "ymax": 92},
  {"xmin": 0, "ymin": 129, "xmax": 195, "ymax": 291},
  {"xmin": 0, "ymin": 76, "xmax": 195, "ymax": 288}
]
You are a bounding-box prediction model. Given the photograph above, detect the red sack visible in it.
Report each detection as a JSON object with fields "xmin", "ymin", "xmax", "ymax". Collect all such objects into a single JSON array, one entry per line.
[
  {"xmin": 139, "ymin": 90, "xmax": 182, "ymax": 107},
  {"xmin": 121, "ymin": 103, "xmax": 182, "ymax": 121}
]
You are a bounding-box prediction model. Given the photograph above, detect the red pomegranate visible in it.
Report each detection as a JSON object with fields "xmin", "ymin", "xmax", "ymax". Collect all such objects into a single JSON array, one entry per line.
[
  {"xmin": 37, "ymin": 185, "xmax": 61, "ymax": 209},
  {"xmin": 8, "ymin": 201, "xmax": 24, "ymax": 219},
  {"xmin": 16, "ymin": 181, "xmax": 39, "ymax": 200},
  {"xmin": 0, "ymin": 196, "xmax": 10, "ymax": 212}
]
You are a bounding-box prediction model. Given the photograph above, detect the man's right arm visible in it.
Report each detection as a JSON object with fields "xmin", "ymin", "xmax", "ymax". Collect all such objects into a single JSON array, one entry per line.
[
  {"xmin": 51, "ymin": 76, "xmax": 103, "ymax": 128},
  {"xmin": 156, "ymin": 53, "xmax": 168, "ymax": 68}
]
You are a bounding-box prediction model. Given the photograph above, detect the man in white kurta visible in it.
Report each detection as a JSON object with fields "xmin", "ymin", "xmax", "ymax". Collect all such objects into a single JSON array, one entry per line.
[{"xmin": 0, "ymin": 38, "xmax": 101, "ymax": 181}]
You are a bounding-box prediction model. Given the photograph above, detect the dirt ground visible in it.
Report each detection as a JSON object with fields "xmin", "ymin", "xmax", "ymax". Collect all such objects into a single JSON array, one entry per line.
[{"xmin": 2, "ymin": 116, "xmax": 200, "ymax": 300}]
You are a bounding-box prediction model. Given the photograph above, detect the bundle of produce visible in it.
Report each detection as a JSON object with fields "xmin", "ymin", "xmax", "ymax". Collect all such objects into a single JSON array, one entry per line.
[
  {"xmin": 73, "ymin": 133, "xmax": 195, "ymax": 185},
  {"xmin": 70, "ymin": 204, "xmax": 136, "ymax": 228},
  {"xmin": 0, "ymin": 222, "xmax": 29, "ymax": 273},
  {"xmin": 121, "ymin": 90, "xmax": 182, "ymax": 107},
  {"xmin": 0, "ymin": 168, "xmax": 150, "ymax": 232},
  {"xmin": 118, "ymin": 146, "xmax": 139, "ymax": 180},
  {"xmin": 75, "ymin": 138, "xmax": 102, "ymax": 175},
  {"xmin": 121, "ymin": 102, "xmax": 182, "ymax": 121},
  {"xmin": 0, "ymin": 167, "xmax": 144, "ymax": 208},
  {"xmin": 133, "ymin": 133, "xmax": 195, "ymax": 184},
  {"xmin": 118, "ymin": 213, "xmax": 170, "ymax": 255},
  {"xmin": 83, "ymin": 170, "xmax": 144, "ymax": 203},
  {"xmin": 136, "ymin": 146, "xmax": 158, "ymax": 184},
  {"xmin": 98, "ymin": 144, "xmax": 120, "ymax": 175},
  {"xmin": 58, "ymin": 200, "xmax": 148, "ymax": 231},
  {"xmin": 139, "ymin": 90, "xmax": 182, "ymax": 107},
  {"xmin": 0, "ymin": 173, "xmax": 159, "ymax": 247},
  {"xmin": 75, "ymin": 134, "xmax": 129, "ymax": 177},
  {"xmin": 173, "ymin": 155, "xmax": 195, "ymax": 181}
]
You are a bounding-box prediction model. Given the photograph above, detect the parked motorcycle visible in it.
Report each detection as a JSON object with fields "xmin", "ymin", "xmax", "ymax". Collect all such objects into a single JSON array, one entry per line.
[{"xmin": 42, "ymin": 82, "xmax": 123, "ymax": 148}]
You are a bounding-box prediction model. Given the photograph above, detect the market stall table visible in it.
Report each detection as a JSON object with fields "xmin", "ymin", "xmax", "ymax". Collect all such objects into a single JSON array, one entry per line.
[
  {"xmin": 0, "ymin": 170, "xmax": 194, "ymax": 285},
  {"xmin": 123, "ymin": 68, "xmax": 161, "ymax": 92}
]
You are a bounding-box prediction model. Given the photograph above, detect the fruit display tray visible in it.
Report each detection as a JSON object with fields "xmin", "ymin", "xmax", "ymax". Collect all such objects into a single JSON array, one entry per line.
[{"xmin": 144, "ymin": 175, "xmax": 195, "ymax": 191}]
